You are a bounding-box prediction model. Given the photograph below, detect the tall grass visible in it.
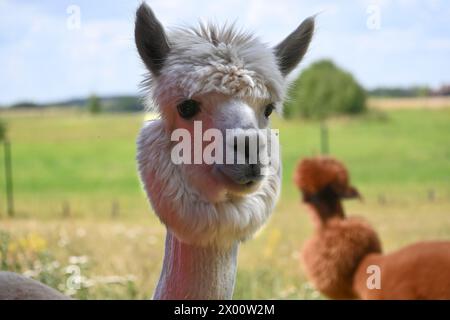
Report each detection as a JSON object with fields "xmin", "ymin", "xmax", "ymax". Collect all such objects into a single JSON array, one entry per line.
[{"xmin": 0, "ymin": 107, "xmax": 449, "ymax": 299}]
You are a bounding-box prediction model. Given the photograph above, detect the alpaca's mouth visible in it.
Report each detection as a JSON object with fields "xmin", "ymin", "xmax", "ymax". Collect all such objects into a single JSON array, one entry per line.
[
  {"xmin": 229, "ymin": 180, "xmax": 262, "ymax": 196},
  {"xmin": 214, "ymin": 167, "xmax": 264, "ymax": 195}
]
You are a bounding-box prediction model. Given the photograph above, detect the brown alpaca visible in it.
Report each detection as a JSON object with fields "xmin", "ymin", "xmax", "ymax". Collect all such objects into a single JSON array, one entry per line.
[{"xmin": 295, "ymin": 156, "xmax": 450, "ymax": 300}]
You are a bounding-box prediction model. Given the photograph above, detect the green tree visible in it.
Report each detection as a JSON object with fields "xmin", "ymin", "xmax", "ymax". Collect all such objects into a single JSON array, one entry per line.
[
  {"xmin": 285, "ymin": 60, "xmax": 367, "ymax": 119},
  {"xmin": 87, "ymin": 94, "xmax": 102, "ymax": 114}
]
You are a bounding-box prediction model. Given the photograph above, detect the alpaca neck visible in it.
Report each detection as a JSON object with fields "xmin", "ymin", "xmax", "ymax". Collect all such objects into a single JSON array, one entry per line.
[
  {"xmin": 154, "ymin": 231, "xmax": 239, "ymax": 300},
  {"xmin": 308, "ymin": 195, "xmax": 345, "ymax": 227}
]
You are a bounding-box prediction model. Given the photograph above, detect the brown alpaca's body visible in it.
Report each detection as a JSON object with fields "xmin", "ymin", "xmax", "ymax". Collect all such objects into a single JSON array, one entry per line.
[
  {"xmin": 354, "ymin": 241, "xmax": 450, "ymax": 299},
  {"xmin": 297, "ymin": 156, "xmax": 450, "ymax": 300},
  {"xmin": 302, "ymin": 217, "xmax": 382, "ymax": 299}
]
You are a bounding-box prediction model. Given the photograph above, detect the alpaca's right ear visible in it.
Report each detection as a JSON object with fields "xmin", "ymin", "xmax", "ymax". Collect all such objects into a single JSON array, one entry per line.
[
  {"xmin": 135, "ymin": 3, "xmax": 170, "ymax": 76},
  {"xmin": 274, "ymin": 16, "xmax": 315, "ymax": 76}
]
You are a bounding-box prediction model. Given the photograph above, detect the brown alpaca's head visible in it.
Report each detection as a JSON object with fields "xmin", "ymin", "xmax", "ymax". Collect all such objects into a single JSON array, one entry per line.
[{"xmin": 294, "ymin": 156, "xmax": 360, "ymax": 222}]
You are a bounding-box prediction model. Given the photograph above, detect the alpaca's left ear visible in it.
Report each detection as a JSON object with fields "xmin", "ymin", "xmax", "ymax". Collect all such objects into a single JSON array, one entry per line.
[{"xmin": 274, "ymin": 17, "xmax": 315, "ymax": 76}]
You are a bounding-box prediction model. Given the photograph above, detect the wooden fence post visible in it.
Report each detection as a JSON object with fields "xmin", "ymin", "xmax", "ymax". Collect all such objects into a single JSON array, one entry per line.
[
  {"xmin": 320, "ymin": 121, "xmax": 329, "ymax": 155},
  {"xmin": 111, "ymin": 200, "xmax": 119, "ymax": 219},
  {"xmin": 4, "ymin": 139, "xmax": 14, "ymax": 217}
]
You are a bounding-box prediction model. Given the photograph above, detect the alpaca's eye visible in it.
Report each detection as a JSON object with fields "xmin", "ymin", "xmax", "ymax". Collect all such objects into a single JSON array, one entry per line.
[
  {"xmin": 177, "ymin": 99, "xmax": 201, "ymax": 119},
  {"xmin": 264, "ymin": 103, "xmax": 275, "ymax": 118}
]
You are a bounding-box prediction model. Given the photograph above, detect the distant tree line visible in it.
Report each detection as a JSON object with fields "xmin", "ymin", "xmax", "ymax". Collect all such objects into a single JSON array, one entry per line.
[
  {"xmin": 369, "ymin": 86, "xmax": 430, "ymax": 98},
  {"xmin": 9, "ymin": 102, "xmax": 40, "ymax": 109},
  {"xmin": 7, "ymin": 95, "xmax": 144, "ymax": 113},
  {"xmin": 369, "ymin": 85, "xmax": 450, "ymax": 97},
  {"xmin": 432, "ymin": 85, "xmax": 450, "ymax": 96}
]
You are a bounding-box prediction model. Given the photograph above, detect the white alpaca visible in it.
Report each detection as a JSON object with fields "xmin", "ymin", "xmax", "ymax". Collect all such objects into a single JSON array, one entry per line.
[
  {"xmin": 0, "ymin": 3, "xmax": 314, "ymax": 300},
  {"xmin": 134, "ymin": 4, "xmax": 314, "ymax": 299}
]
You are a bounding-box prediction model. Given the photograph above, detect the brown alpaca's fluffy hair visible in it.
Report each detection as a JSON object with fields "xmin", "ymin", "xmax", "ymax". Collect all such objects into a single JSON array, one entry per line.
[
  {"xmin": 354, "ymin": 241, "xmax": 450, "ymax": 299},
  {"xmin": 296, "ymin": 156, "xmax": 450, "ymax": 300},
  {"xmin": 294, "ymin": 157, "xmax": 350, "ymax": 197},
  {"xmin": 302, "ymin": 217, "xmax": 382, "ymax": 299},
  {"xmin": 294, "ymin": 157, "xmax": 360, "ymax": 209}
]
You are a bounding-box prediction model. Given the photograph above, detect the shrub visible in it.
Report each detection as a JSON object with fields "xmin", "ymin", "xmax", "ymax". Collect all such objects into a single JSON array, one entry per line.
[
  {"xmin": 284, "ymin": 60, "xmax": 367, "ymax": 119},
  {"xmin": 87, "ymin": 94, "xmax": 102, "ymax": 114}
]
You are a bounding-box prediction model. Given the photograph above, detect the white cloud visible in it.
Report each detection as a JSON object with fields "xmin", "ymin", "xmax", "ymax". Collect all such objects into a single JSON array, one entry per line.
[{"xmin": 0, "ymin": 1, "xmax": 141, "ymax": 104}]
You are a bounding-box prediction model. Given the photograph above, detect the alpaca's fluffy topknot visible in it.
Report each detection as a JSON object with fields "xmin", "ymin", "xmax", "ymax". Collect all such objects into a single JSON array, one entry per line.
[
  {"xmin": 294, "ymin": 157, "xmax": 352, "ymax": 197},
  {"xmin": 143, "ymin": 22, "xmax": 286, "ymax": 112}
]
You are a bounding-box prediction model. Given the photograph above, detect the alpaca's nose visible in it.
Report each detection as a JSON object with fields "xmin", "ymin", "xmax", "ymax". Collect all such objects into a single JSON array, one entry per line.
[
  {"xmin": 234, "ymin": 163, "xmax": 263, "ymax": 185},
  {"xmin": 248, "ymin": 163, "xmax": 261, "ymax": 179},
  {"xmin": 217, "ymin": 128, "xmax": 269, "ymax": 187}
]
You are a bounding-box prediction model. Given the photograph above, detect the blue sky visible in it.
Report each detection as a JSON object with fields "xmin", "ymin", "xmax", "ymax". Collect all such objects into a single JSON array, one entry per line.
[{"xmin": 0, "ymin": 0, "xmax": 449, "ymax": 105}]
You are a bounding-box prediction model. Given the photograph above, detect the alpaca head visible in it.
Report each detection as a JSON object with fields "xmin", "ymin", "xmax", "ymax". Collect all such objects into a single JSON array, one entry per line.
[
  {"xmin": 135, "ymin": 3, "xmax": 314, "ymax": 247},
  {"xmin": 294, "ymin": 157, "xmax": 360, "ymax": 222}
]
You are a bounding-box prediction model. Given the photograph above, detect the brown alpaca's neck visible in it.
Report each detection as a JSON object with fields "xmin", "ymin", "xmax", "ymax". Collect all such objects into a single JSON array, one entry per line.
[
  {"xmin": 153, "ymin": 231, "xmax": 239, "ymax": 300},
  {"xmin": 306, "ymin": 191, "xmax": 345, "ymax": 227}
]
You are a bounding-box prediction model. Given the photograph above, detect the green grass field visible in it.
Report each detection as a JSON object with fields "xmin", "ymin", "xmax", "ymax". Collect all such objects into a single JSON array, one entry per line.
[{"xmin": 0, "ymin": 107, "xmax": 450, "ymax": 299}]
